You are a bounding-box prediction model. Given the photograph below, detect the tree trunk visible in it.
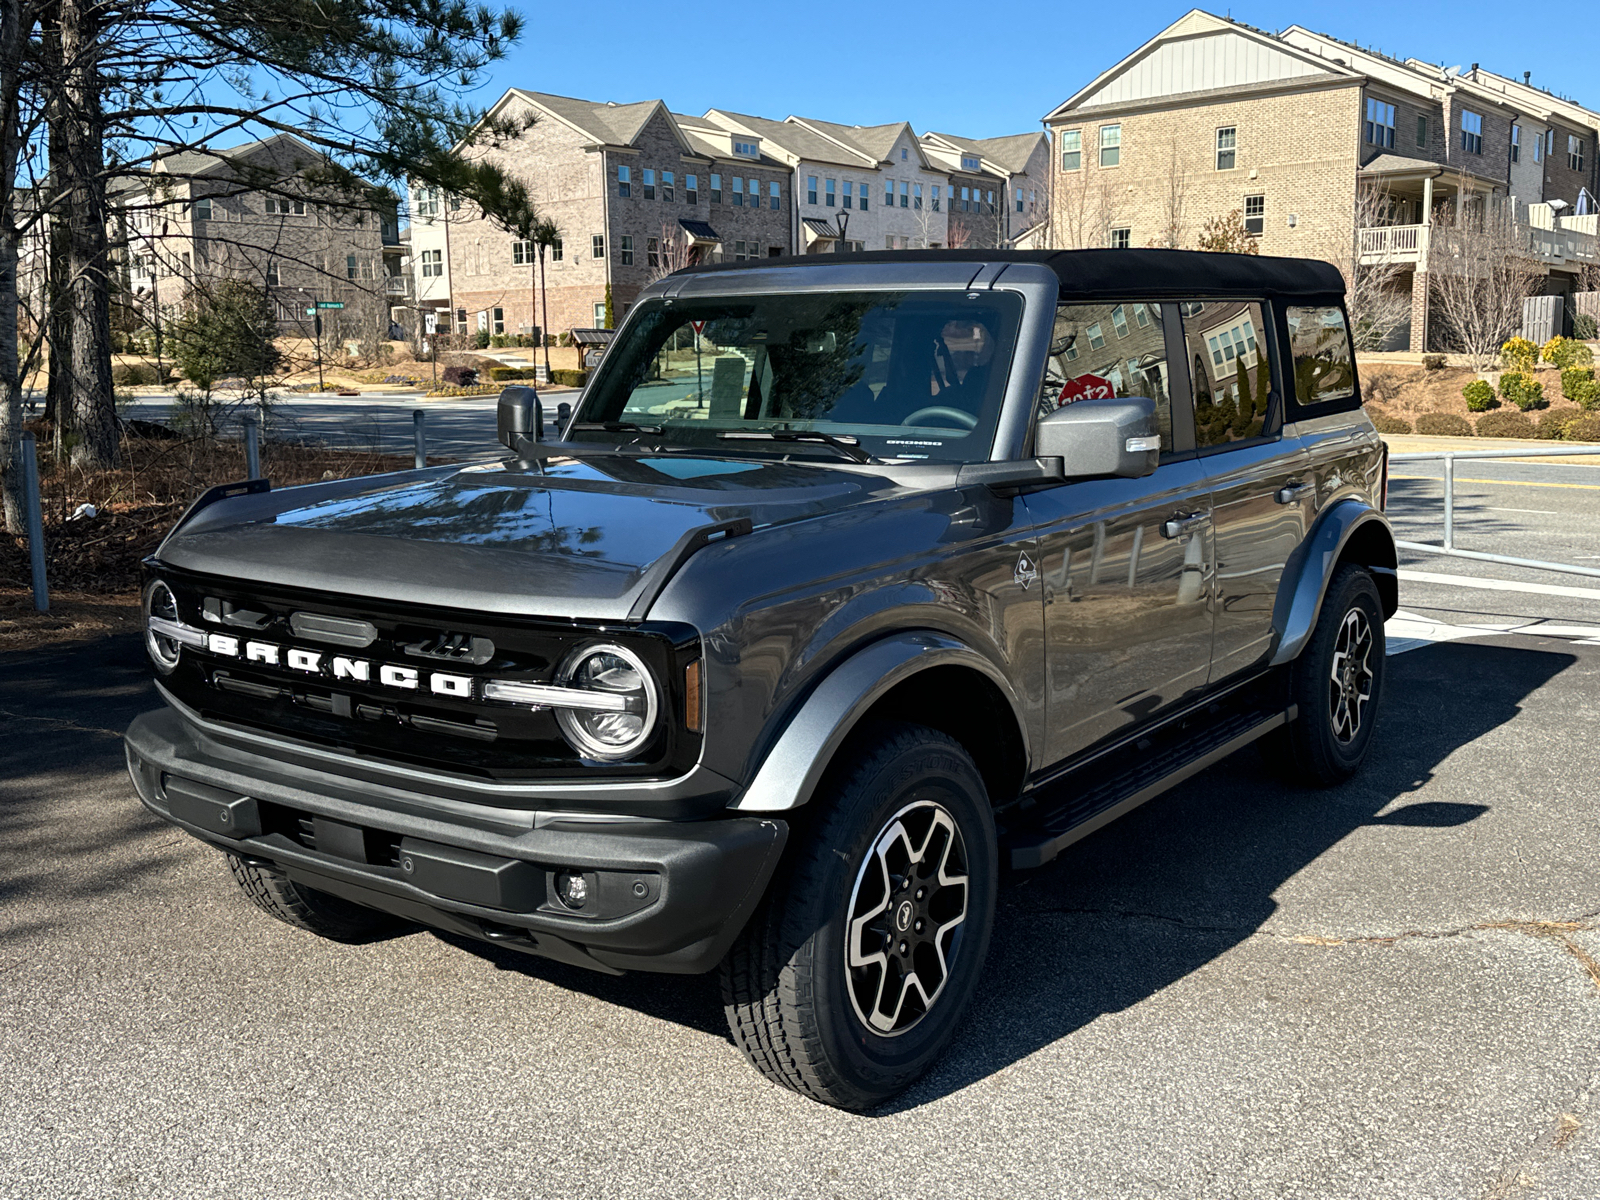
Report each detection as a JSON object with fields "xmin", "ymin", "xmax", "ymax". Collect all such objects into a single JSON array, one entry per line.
[
  {"xmin": 0, "ymin": 0, "xmax": 30, "ymax": 532},
  {"xmin": 57, "ymin": 0, "xmax": 117, "ymax": 468}
]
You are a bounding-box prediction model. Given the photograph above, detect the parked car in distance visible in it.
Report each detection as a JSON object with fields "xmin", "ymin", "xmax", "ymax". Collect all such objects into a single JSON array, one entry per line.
[{"xmin": 126, "ymin": 249, "xmax": 1395, "ymax": 1109}]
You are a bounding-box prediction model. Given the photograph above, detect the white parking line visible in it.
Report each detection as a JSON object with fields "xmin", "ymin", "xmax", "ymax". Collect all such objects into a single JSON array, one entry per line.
[
  {"xmin": 1486, "ymin": 506, "xmax": 1558, "ymax": 516},
  {"xmin": 1397, "ymin": 569, "xmax": 1600, "ymax": 601}
]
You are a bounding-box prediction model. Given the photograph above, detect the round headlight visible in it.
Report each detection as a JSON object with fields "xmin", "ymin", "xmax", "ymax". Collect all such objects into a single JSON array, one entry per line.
[
  {"xmin": 144, "ymin": 580, "xmax": 183, "ymax": 673},
  {"xmin": 554, "ymin": 643, "xmax": 659, "ymax": 761}
]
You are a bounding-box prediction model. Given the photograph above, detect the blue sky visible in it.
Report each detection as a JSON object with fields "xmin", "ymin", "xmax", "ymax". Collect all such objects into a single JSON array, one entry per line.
[{"xmin": 471, "ymin": 3, "xmax": 1599, "ymax": 140}]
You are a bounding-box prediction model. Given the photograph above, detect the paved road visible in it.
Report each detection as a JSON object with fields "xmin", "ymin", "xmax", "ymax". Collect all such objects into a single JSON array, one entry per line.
[{"xmin": 3, "ymin": 628, "xmax": 1600, "ymax": 1199}]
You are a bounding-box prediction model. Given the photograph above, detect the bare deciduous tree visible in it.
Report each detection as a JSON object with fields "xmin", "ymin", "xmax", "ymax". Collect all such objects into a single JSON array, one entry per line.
[
  {"xmin": 1196, "ymin": 210, "xmax": 1260, "ymax": 255},
  {"xmin": 1050, "ymin": 169, "xmax": 1117, "ymax": 250},
  {"xmin": 1428, "ymin": 187, "xmax": 1543, "ymax": 369},
  {"xmin": 1315, "ymin": 182, "xmax": 1413, "ymax": 351},
  {"xmin": 646, "ymin": 221, "xmax": 695, "ymax": 283},
  {"xmin": 1147, "ymin": 139, "xmax": 1190, "ymax": 249}
]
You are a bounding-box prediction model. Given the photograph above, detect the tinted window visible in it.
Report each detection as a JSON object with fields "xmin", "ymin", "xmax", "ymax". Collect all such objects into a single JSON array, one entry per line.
[
  {"xmin": 1039, "ymin": 302, "xmax": 1173, "ymax": 452},
  {"xmin": 574, "ymin": 291, "xmax": 1022, "ymax": 463},
  {"xmin": 1180, "ymin": 300, "xmax": 1275, "ymax": 448},
  {"xmin": 1285, "ymin": 305, "xmax": 1356, "ymax": 406}
]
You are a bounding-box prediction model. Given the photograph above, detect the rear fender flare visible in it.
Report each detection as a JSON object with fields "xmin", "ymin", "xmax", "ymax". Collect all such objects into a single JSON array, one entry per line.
[
  {"xmin": 1269, "ymin": 498, "xmax": 1397, "ymax": 667},
  {"xmin": 730, "ymin": 632, "xmax": 1029, "ymax": 813}
]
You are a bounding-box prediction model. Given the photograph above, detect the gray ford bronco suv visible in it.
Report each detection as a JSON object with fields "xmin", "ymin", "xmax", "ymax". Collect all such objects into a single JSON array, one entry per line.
[{"xmin": 125, "ymin": 249, "xmax": 1395, "ymax": 1109}]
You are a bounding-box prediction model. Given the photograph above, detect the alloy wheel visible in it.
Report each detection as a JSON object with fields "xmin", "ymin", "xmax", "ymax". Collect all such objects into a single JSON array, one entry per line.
[
  {"xmin": 845, "ymin": 799, "xmax": 970, "ymax": 1036},
  {"xmin": 1328, "ymin": 606, "xmax": 1375, "ymax": 744}
]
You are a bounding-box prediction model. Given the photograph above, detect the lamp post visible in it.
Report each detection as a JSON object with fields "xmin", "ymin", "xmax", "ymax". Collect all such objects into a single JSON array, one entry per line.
[
  {"xmin": 836, "ymin": 210, "xmax": 851, "ymax": 254},
  {"xmin": 298, "ymin": 287, "xmax": 325, "ymax": 391}
]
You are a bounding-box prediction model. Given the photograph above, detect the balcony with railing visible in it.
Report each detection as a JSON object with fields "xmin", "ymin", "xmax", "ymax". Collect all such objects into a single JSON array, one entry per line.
[{"xmin": 1358, "ymin": 217, "xmax": 1598, "ymax": 270}]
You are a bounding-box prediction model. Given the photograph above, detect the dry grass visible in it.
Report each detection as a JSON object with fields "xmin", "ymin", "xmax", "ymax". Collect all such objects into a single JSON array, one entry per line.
[{"xmin": 1361, "ymin": 361, "xmax": 1592, "ymax": 435}]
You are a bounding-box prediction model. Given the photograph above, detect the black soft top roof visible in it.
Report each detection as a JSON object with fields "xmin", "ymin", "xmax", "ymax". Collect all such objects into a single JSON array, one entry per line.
[{"xmin": 675, "ymin": 248, "xmax": 1346, "ymax": 301}]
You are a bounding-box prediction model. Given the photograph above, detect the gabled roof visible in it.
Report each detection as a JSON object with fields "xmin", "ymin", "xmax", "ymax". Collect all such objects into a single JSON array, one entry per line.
[
  {"xmin": 922, "ymin": 130, "xmax": 1046, "ymax": 175},
  {"xmin": 789, "ymin": 117, "xmax": 931, "ymax": 168},
  {"xmin": 502, "ymin": 89, "xmax": 694, "ymax": 154},
  {"xmin": 146, "ymin": 132, "xmax": 324, "ymax": 182},
  {"xmin": 670, "ymin": 112, "xmax": 787, "ymax": 167},
  {"xmin": 1045, "ymin": 9, "xmax": 1357, "ymax": 120},
  {"xmin": 702, "ymin": 109, "xmax": 874, "ymax": 168}
]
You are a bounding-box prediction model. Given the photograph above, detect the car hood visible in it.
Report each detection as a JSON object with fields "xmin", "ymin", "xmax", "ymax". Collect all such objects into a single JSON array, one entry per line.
[{"xmin": 156, "ymin": 453, "xmax": 917, "ymax": 619}]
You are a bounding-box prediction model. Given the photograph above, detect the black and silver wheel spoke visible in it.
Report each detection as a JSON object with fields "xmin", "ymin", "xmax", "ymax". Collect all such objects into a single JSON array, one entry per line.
[
  {"xmin": 1328, "ymin": 607, "xmax": 1375, "ymax": 744},
  {"xmin": 846, "ymin": 800, "xmax": 969, "ymax": 1036}
]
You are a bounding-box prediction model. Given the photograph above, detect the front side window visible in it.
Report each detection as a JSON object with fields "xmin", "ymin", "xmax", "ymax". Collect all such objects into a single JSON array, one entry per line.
[
  {"xmin": 1535, "ymin": 131, "xmax": 1544, "ymax": 163},
  {"xmin": 1099, "ymin": 125, "xmax": 1121, "ymax": 167},
  {"xmin": 492, "ymin": 307, "xmax": 504, "ymax": 335},
  {"xmin": 931, "ymin": 185, "xmax": 940, "ymax": 212},
  {"xmin": 711, "ymin": 173, "xmax": 722, "ymax": 204},
  {"xmin": 807, "ymin": 175, "xmax": 818, "ymax": 205},
  {"xmin": 1418, "ymin": 115, "xmax": 1428, "ymax": 148},
  {"xmin": 825, "ymin": 178, "xmax": 835, "ymax": 207},
  {"xmin": 1216, "ymin": 126, "xmax": 1236, "ymax": 170},
  {"xmin": 1511, "ymin": 124, "xmax": 1521, "ymax": 163},
  {"xmin": 346, "ymin": 254, "xmax": 357, "ymax": 279},
  {"xmin": 1015, "ymin": 187, "xmax": 1024, "ymax": 213},
  {"xmin": 571, "ymin": 290, "xmax": 1024, "ymax": 463},
  {"xmin": 592, "ymin": 234, "xmax": 605, "ymax": 259},
  {"xmin": 899, "ymin": 181, "xmax": 909, "ymax": 208},
  {"xmin": 663, "ymin": 171, "xmax": 674, "ymax": 202},
  {"xmin": 1061, "ymin": 129, "xmax": 1082, "ymax": 171},
  {"xmin": 1364, "ymin": 98, "xmax": 1395, "ymax": 149},
  {"xmin": 619, "ymin": 235, "xmax": 634, "ymax": 265},
  {"xmin": 770, "ymin": 181, "xmax": 780, "ymax": 209},
  {"xmin": 1182, "ymin": 299, "xmax": 1275, "ymax": 448},
  {"xmin": 885, "ymin": 180, "xmax": 894, "ymax": 208},
  {"xmin": 1461, "ymin": 110, "xmax": 1483, "ymax": 155},
  {"xmin": 732, "ymin": 177, "xmax": 743, "ymax": 207},
  {"xmin": 618, "ymin": 165, "xmax": 631, "ymax": 198},
  {"xmin": 194, "ymin": 197, "xmax": 213, "ymax": 220},
  {"xmin": 913, "ymin": 183, "xmax": 922, "ymax": 210},
  {"xmin": 842, "ymin": 181, "xmax": 853, "ymax": 209},
  {"xmin": 1285, "ymin": 305, "xmax": 1355, "ymax": 406},
  {"xmin": 550, "ymin": 238, "xmax": 563, "ymax": 262},
  {"xmin": 647, "ymin": 237, "xmax": 659, "ymax": 269},
  {"xmin": 1038, "ymin": 301, "xmax": 1172, "ymax": 450},
  {"xmin": 265, "ymin": 261, "xmax": 279, "ymax": 286}
]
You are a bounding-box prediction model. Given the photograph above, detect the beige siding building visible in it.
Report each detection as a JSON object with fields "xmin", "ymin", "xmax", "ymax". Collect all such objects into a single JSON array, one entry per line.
[{"xmin": 1044, "ymin": 10, "xmax": 1600, "ymax": 350}]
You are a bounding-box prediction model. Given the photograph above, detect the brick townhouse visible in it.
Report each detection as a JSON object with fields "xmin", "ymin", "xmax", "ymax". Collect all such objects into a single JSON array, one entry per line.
[
  {"xmin": 416, "ymin": 90, "xmax": 791, "ymax": 340},
  {"xmin": 116, "ymin": 133, "xmax": 403, "ymax": 338},
  {"xmin": 416, "ymin": 91, "xmax": 1045, "ymax": 339},
  {"xmin": 1043, "ymin": 9, "xmax": 1600, "ymax": 350}
]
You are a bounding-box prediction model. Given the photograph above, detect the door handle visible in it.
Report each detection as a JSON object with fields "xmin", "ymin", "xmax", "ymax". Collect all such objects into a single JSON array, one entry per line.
[
  {"xmin": 1275, "ymin": 481, "xmax": 1312, "ymax": 504},
  {"xmin": 1161, "ymin": 512, "xmax": 1210, "ymax": 539}
]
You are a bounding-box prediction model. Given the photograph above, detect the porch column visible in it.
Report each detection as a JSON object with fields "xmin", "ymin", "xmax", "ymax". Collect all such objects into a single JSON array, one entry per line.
[
  {"xmin": 1410, "ymin": 269, "xmax": 1430, "ymax": 353},
  {"xmin": 1422, "ymin": 173, "xmax": 1434, "ymax": 226}
]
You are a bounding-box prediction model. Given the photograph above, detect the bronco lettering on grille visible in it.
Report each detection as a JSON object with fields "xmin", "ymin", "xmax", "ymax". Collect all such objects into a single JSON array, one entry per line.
[{"xmin": 202, "ymin": 635, "xmax": 473, "ymax": 698}]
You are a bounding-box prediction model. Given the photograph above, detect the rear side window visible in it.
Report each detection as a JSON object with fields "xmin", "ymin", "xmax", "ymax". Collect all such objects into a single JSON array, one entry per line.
[
  {"xmin": 1039, "ymin": 301, "xmax": 1174, "ymax": 452},
  {"xmin": 1285, "ymin": 305, "xmax": 1356, "ymax": 406},
  {"xmin": 1179, "ymin": 300, "xmax": 1275, "ymax": 448}
]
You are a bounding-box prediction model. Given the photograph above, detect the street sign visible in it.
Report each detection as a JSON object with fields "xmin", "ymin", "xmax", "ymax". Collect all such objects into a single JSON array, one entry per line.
[
  {"xmin": 1057, "ymin": 373, "xmax": 1115, "ymax": 406},
  {"xmin": 305, "ymin": 308, "xmax": 315, "ymax": 315},
  {"xmin": 316, "ymin": 301, "xmax": 345, "ymax": 309}
]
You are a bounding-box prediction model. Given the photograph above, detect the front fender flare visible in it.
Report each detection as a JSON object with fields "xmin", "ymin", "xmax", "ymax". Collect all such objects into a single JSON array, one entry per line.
[
  {"xmin": 730, "ymin": 632, "xmax": 1029, "ymax": 813},
  {"xmin": 1269, "ymin": 498, "xmax": 1397, "ymax": 667}
]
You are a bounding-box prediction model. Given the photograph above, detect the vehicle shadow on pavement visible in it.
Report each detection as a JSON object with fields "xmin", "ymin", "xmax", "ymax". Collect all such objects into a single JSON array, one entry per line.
[{"xmin": 877, "ymin": 639, "xmax": 1574, "ymax": 1113}]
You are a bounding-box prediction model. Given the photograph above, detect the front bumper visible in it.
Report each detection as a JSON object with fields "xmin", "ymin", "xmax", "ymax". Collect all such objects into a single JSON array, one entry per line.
[{"xmin": 125, "ymin": 707, "xmax": 787, "ymax": 974}]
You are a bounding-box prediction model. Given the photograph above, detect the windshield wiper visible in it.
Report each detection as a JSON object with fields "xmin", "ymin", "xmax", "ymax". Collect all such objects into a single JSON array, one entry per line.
[
  {"xmin": 718, "ymin": 430, "xmax": 875, "ymax": 464},
  {"xmin": 570, "ymin": 421, "xmax": 665, "ymax": 435}
]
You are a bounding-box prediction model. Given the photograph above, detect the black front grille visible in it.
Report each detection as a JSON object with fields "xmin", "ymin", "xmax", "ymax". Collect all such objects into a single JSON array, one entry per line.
[{"xmin": 149, "ymin": 564, "xmax": 701, "ymax": 784}]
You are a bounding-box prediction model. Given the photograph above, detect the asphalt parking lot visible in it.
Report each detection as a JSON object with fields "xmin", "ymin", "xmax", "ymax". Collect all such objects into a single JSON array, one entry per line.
[{"xmin": 3, "ymin": 604, "xmax": 1600, "ymax": 1198}]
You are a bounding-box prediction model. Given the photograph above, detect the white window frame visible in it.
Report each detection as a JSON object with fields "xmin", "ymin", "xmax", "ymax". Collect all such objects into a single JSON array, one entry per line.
[
  {"xmin": 1461, "ymin": 110, "xmax": 1483, "ymax": 155},
  {"xmin": 1216, "ymin": 126, "xmax": 1236, "ymax": 170},
  {"xmin": 1109, "ymin": 227, "xmax": 1131, "ymax": 250},
  {"xmin": 1364, "ymin": 99, "xmax": 1396, "ymax": 149},
  {"xmin": 1061, "ymin": 129, "xmax": 1082, "ymax": 171},
  {"xmin": 1099, "ymin": 125, "xmax": 1121, "ymax": 168},
  {"xmin": 591, "ymin": 234, "xmax": 604, "ymax": 259}
]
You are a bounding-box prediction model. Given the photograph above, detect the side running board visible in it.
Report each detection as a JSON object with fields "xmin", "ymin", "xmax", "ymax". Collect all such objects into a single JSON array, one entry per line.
[{"xmin": 1006, "ymin": 702, "xmax": 1296, "ymax": 871}]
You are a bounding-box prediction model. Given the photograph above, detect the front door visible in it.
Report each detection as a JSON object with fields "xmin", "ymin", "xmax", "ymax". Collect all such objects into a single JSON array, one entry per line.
[{"xmin": 1027, "ymin": 299, "xmax": 1215, "ymax": 768}]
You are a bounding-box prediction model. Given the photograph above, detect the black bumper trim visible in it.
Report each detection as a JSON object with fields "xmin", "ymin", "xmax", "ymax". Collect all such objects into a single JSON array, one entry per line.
[{"xmin": 126, "ymin": 707, "xmax": 787, "ymax": 974}]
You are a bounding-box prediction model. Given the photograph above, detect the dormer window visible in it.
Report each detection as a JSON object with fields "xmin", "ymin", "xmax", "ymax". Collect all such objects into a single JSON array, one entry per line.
[
  {"xmin": 961, "ymin": 155, "xmax": 981, "ymax": 172},
  {"xmin": 734, "ymin": 140, "xmax": 759, "ymax": 158}
]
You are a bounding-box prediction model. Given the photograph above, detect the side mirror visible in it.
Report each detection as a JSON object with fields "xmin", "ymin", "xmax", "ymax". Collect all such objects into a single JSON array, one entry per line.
[
  {"xmin": 1035, "ymin": 396, "xmax": 1161, "ymax": 479},
  {"xmin": 497, "ymin": 386, "xmax": 541, "ymax": 453}
]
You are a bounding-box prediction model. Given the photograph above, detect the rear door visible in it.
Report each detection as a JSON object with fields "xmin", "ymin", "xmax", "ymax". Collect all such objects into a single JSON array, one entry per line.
[
  {"xmin": 1176, "ymin": 299, "xmax": 1310, "ymax": 683},
  {"xmin": 1026, "ymin": 300, "xmax": 1216, "ymax": 767}
]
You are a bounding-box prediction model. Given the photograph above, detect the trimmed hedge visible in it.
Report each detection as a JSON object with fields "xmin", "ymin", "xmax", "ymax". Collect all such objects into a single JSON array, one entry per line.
[
  {"xmin": 1501, "ymin": 337, "xmax": 1537, "ymax": 373},
  {"xmin": 1370, "ymin": 413, "xmax": 1412, "ymax": 435},
  {"xmin": 550, "ymin": 369, "xmax": 589, "ymax": 388},
  {"xmin": 1462, "ymin": 379, "xmax": 1496, "ymax": 412},
  {"xmin": 111, "ymin": 363, "xmax": 158, "ymax": 386},
  {"xmin": 1564, "ymin": 412, "xmax": 1600, "ymax": 441},
  {"xmin": 1421, "ymin": 353, "xmax": 1447, "ymax": 370},
  {"xmin": 1542, "ymin": 335, "xmax": 1593, "ymax": 369},
  {"xmin": 1415, "ymin": 412, "xmax": 1474, "ymax": 437},
  {"xmin": 1474, "ymin": 410, "xmax": 1537, "ymax": 438},
  {"xmin": 1536, "ymin": 410, "xmax": 1578, "ymax": 440},
  {"xmin": 441, "ymin": 365, "xmax": 477, "ymax": 387},
  {"xmin": 489, "ymin": 366, "xmax": 538, "ymax": 382},
  {"xmin": 425, "ymin": 383, "xmax": 501, "ymax": 397}
]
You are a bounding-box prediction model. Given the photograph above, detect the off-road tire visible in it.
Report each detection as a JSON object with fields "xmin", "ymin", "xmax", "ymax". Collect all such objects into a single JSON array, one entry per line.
[
  {"xmin": 226, "ymin": 853, "xmax": 399, "ymax": 941},
  {"xmin": 1266, "ymin": 564, "xmax": 1386, "ymax": 786},
  {"xmin": 720, "ymin": 722, "xmax": 998, "ymax": 1110}
]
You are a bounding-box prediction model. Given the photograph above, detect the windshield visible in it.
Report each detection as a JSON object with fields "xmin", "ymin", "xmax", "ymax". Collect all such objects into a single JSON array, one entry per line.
[{"xmin": 569, "ymin": 290, "xmax": 1023, "ymax": 462}]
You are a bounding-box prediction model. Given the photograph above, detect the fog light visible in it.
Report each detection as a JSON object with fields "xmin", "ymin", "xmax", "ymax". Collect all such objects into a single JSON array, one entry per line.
[{"xmin": 555, "ymin": 871, "xmax": 588, "ymax": 910}]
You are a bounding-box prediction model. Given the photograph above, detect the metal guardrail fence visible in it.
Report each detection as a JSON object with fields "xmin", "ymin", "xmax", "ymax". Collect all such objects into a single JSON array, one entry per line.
[{"xmin": 1389, "ymin": 447, "xmax": 1600, "ymax": 580}]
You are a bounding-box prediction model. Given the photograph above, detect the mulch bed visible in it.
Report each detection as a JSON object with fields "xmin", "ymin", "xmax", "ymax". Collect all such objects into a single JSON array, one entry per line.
[{"xmin": 2, "ymin": 427, "xmax": 432, "ymax": 648}]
